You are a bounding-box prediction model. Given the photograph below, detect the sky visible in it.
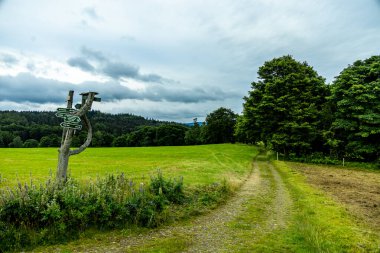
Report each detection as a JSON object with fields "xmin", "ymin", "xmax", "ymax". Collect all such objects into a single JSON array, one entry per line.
[{"xmin": 0, "ymin": 0, "xmax": 379, "ymax": 122}]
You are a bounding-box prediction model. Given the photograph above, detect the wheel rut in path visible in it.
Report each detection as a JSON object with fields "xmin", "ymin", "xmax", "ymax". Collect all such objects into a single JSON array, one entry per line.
[
  {"xmin": 40, "ymin": 159, "xmax": 293, "ymax": 253},
  {"xmin": 265, "ymin": 161, "xmax": 292, "ymax": 231},
  {"xmin": 180, "ymin": 160, "xmax": 262, "ymax": 252}
]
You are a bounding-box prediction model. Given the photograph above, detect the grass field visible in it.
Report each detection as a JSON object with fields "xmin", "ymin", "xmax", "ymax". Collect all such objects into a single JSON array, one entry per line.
[
  {"xmin": 2, "ymin": 145, "xmax": 379, "ymax": 252},
  {"xmin": 29, "ymin": 153, "xmax": 380, "ymax": 252},
  {"xmin": 0, "ymin": 144, "xmax": 258, "ymax": 188}
]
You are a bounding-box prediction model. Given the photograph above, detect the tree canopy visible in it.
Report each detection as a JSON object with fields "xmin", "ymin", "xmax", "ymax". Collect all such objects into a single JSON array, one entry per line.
[
  {"xmin": 237, "ymin": 55, "xmax": 329, "ymax": 156},
  {"xmin": 202, "ymin": 107, "xmax": 237, "ymax": 144},
  {"xmin": 327, "ymin": 56, "xmax": 380, "ymax": 161}
]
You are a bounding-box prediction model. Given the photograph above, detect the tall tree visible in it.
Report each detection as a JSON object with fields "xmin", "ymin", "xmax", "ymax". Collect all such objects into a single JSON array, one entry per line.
[
  {"xmin": 184, "ymin": 118, "xmax": 202, "ymax": 145},
  {"xmin": 202, "ymin": 107, "xmax": 237, "ymax": 144},
  {"xmin": 239, "ymin": 55, "xmax": 329, "ymax": 156},
  {"xmin": 327, "ymin": 56, "xmax": 380, "ymax": 161}
]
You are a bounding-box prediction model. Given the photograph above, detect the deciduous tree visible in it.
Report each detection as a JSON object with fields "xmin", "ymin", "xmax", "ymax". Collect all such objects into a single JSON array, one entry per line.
[
  {"xmin": 239, "ymin": 55, "xmax": 329, "ymax": 156},
  {"xmin": 327, "ymin": 56, "xmax": 380, "ymax": 161},
  {"xmin": 202, "ymin": 107, "xmax": 237, "ymax": 144}
]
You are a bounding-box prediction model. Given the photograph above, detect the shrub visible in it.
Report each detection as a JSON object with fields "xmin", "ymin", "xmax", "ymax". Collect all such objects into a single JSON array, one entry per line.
[
  {"xmin": 0, "ymin": 172, "xmax": 231, "ymax": 251},
  {"xmin": 0, "ymin": 173, "xmax": 181, "ymax": 251},
  {"xmin": 287, "ymin": 152, "xmax": 340, "ymax": 165},
  {"xmin": 149, "ymin": 170, "xmax": 185, "ymax": 204}
]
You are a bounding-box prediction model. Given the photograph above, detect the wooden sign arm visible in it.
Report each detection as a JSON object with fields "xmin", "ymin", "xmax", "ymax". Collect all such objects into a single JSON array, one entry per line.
[
  {"xmin": 69, "ymin": 113, "xmax": 92, "ymax": 156},
  {"xmin": 75, "ymin": 93, "xmax": 95, "ymax": 117}
]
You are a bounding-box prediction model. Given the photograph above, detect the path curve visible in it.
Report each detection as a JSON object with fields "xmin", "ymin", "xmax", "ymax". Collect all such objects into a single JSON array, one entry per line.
[{"xmin": 36, "ymin": 158, "xmax": 293, "ymax": 252}]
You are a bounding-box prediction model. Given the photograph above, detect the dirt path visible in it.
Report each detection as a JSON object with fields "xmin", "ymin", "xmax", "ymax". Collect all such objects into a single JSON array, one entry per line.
[
  {"xmin": 77, "ymin": 162, "xmax": 262, "ymax": 252},
  {"xmin": 265, "ymin": 161, "xmax": 292, "ymax": 230},
  {"xmin": 33, "ymin": 158, "xmax": 294, "ymax": 252},
  {"xmin": 180, "ymin": 160, "xmax": 265, "ymax": 252}
]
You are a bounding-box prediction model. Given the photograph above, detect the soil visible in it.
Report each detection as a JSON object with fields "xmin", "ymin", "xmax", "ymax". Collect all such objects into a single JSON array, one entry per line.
[{"xmin": 289, "ymin": 162, "xmax": 380, "ymax": 235}]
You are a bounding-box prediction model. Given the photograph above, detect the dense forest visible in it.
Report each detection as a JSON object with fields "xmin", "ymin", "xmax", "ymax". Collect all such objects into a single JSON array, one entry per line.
[
  {"xmin": 0, "ymin": 111, "xmax": 172, "ymax": 147},
  {"xmin": 0, "ymin": 108, "xmax": 237, "ymax": 148}
]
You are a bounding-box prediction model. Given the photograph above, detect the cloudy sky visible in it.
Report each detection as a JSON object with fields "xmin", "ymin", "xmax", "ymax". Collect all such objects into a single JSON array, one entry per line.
[{"xmin": 0, "ymin": 0, "xmax": 379, "ymax": 122}]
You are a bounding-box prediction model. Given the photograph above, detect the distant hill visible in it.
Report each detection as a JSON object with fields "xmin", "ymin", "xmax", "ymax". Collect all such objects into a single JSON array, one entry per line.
[
  {"xmin": 183, "ymin": 122, "xmax": 205, "ymax": 127},
  {"xmin": 0, "ymin": 110, "xmax": 179, "ymax": 147}
]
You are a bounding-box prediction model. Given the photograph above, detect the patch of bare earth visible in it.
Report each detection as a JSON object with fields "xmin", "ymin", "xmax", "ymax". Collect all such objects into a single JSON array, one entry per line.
[{"xmin": 289, "ymin": 163, "xmax": 380, "ymax": 235}]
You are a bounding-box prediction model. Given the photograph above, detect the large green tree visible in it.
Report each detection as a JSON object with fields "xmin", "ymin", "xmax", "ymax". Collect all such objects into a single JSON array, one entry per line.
[
  {"xmin": 184, "ymin": 118, "xmax": 202, "ymax": 145},
  {"xmin": 202, "ymin": 107, "xmax": 237, "ymax": 144},
  {"xmin": 238, "ymin": 55, "xmax": 329, "ymax": 156},
  {"xmin": 327, "ymin": 56, "xmax": 380, "ymax": 161}
]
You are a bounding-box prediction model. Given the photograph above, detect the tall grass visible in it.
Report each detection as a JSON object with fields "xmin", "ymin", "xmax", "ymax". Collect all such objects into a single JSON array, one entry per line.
[
  {"xmin": 0, "ymin": 171, "xmax": 231, "ymax": 252},
  {"xmin": 0, "ymin": 172, "xmax": 184, "ymax": 251}
]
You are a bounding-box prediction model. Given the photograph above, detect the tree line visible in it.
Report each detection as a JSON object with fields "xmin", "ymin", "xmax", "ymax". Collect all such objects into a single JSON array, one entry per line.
[
  {"xmin": 236, "ymin": 55, "xmax": 379, "ymax": 163},
  {"xmin": 0, "ymin": 111, "xmax": 161, "ymax": 148},
  {"xmin": 0, "ymin": 108, "xmax": 237, "ymax": 148}
]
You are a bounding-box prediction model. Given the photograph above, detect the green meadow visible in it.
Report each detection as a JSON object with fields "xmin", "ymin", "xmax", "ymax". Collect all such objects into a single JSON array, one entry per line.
[{"xmin": 0, "ymin": 144, "xmax": 258, "ymax": 188}]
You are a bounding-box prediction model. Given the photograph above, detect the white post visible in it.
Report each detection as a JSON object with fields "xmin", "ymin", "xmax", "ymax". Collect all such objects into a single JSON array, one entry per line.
[
  {"xmin": 343, "ymin": 158, "xmax": 345, "ymax": 166},
  {"xmin": 277, "ymin": 152, "xmax": 279, "ymax": 161}
]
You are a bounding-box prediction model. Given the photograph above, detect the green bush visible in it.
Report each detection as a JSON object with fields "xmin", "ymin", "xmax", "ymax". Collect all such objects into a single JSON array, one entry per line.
[
  {"xmin": 287, "ymin": 152, "xmax": 340, "ymax": 165},
  {"xmin": 0, "ymin": 172, "xmax": 231, "ymax": 251},
  {"xmin": 0, "ymin": 173, "xmax": 180, "ymax": 251},
  {"xmin": 149, "ymin": 170, "xmax": 185, "ymax": 204}
]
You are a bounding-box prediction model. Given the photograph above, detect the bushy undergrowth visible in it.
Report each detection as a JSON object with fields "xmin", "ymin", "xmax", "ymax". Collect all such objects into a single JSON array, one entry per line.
[
  {"xmin": 0, "ymin": 172, "xmax": 231, "ymax": 252},
  {"xmin": 149, "ymin": 171, "xmax": 185, "ymax": 204},
  {"xmin": 286, "ymin": 152, "xmax": 380, "ymax": 169},
  {"xmin": 287, "ymin": 152, "xmax": 341, "ymax": 165},
  {"xmin": 0, "ymin": 173, "xmax": 183, "ymax": 252}
]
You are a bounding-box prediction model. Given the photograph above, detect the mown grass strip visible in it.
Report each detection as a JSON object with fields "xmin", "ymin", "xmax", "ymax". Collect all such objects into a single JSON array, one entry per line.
[
  {"xmin": 273, "ymin": 161, "xmax": 379, "ymax": 253},
  {"xmin": 226, "ymin": 160, "xmax": 288, "ymax": 252}
]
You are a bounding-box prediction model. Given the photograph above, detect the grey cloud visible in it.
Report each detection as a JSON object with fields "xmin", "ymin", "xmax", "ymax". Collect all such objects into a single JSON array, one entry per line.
[
  {"xmin": 139, "ymin": 74, "xmax": 164, "ymax": 83},
  {"xmin": 102, "ymin": 62, "xmax": 139, "ymax": 79},
  {"xmin": 67, "ymin": 57, "xmax": 95, "ymax": 72},
  {"xmin": 0, "ymin": 53, "xmax": 18, "ymax": 66},
  {"xmin": 83, "ymin": 7, "xmax": 101, "ymax": 21},
  {"xmin": 120, "ymin": 35, "xmax": 135, "ymax": 41},
  {"xmin": 69, "ymin": 47, "xmax": 166, "ymax": 83},
  {"xmin": 149, "ymin": 86, "xmax": 230, "ymax": 103},
  {"xmin": 0, "ymin": 73, "xmax": 70, "ymax": 103},
  {"xmin": 0, "ymin": 74, "xmax": 238, "ymax": 104},
  {"xmin": 26, "ymin": 62, "xmax": 35, "ymax": 71},
  {"xmin": 81, "ymin": 47, "xmax": 107, "ymax": 62}
]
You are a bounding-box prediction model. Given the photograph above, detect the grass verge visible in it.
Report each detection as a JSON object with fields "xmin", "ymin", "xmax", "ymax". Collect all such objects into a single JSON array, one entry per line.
[{"xmin": 271, "ymin": 161, "xmax": 379, "ymax": 252}]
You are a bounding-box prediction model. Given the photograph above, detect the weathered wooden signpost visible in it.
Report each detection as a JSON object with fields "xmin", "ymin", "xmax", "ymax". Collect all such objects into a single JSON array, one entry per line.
[{"xmin": 56, "ymin": 90, "xmax": 101, "ymax": 182}]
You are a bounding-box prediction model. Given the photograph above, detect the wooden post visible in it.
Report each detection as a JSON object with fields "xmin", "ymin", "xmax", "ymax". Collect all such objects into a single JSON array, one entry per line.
[
  {"xmin": 277, "ymin": 152, "xmax": 279, "ymax": 161},
  {"xmin": 343, "ymin": 158, "xmax": 345, "ymax": 166},
  {"xmin": 56, "ymin": 91, "xmax": 100, "ymax": 182}
]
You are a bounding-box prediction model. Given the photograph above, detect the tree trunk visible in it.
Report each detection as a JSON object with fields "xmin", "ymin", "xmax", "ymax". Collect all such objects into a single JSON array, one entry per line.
[
  {"xmin": 57, "ymin": 129, "xmax": 73, "ymax": 181},
  {"xmin": 57, "ymin": 90, "xmax": 75, "ymax": 182},
  {"xmin": 56, "ymin": 91, "xmax": 97, "ymax": 182}
]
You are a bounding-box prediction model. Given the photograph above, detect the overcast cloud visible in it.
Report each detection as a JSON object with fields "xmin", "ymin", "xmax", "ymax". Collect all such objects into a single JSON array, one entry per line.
[{"xmin": 0, "ymin": 0, "xmax": 379, "ymax": 122}]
